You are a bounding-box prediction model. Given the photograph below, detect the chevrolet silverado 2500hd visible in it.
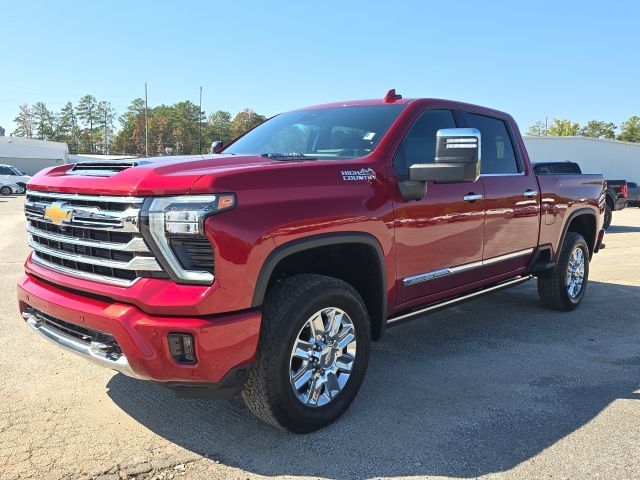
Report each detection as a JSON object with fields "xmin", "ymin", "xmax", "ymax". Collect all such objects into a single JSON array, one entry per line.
[{"xmin": 18, "ymin": 91, "xmax": 606, "ymax": 432}]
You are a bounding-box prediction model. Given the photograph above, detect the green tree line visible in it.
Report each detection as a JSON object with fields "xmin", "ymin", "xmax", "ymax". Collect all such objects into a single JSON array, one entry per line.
[
  {"xmin": 11, "ymin": 95, "xmax": 266, "ymax": 155},
  {"xmin": 527, "ymin": 117, "xmax": 640, "ymax": 143}
]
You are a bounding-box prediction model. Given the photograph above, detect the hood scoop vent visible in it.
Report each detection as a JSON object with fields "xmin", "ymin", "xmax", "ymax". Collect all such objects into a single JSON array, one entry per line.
[{"xmin": 69, "ymin": 161, "xmax": 139, "ymax": 177}]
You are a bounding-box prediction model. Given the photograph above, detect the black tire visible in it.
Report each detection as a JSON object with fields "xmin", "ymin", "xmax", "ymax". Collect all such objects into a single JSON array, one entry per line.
[
  {"xmin": 0, "ymin": 186, "xmax": 12, "ymax": 195},
  {"xmin": 242, "ymin": 274, "xmax": 371, "ymax": 433},
  {"xmin": 537, "ymin": 232, "xmax": 589, "ymax": 311},
  {"xmin": 603, "ymin": 202, "xmax": 612, "ymax": 229}
]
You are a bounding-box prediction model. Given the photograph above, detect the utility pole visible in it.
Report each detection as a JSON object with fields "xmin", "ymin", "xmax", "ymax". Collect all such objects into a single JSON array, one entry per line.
[
  {"xmin": 545, "ymin": 117, "xmax": 548, "ymax": 136},
  {"xmin": 145, "ymin": 82, "xmax": 149, "ymax": 157},
  {"xmin": 198, "ymin": 85, "xmax": 203, "ymax": 154},
  {"xmin": 104, "ymin": 109, "xmax": 108, "ymax": 154},
  {"xmin": 89, "ymin": 105, "xmax": 93, "ymax": 153}
]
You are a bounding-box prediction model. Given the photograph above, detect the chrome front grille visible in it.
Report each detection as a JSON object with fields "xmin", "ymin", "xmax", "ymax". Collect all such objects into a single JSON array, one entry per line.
[{"xmin": 25, "ymin": 190, "xmax": 163, "ymax": 286}]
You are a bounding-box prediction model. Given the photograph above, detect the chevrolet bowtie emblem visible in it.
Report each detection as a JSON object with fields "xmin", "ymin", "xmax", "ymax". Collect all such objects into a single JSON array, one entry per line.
[{"xmin": 43, "ymin": 202, "xmax": 72, "ymax": 225}]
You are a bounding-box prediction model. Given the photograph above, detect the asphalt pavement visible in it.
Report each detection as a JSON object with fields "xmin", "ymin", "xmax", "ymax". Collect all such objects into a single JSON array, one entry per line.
[{"xmin": 1, "ymin": 195, "xmax": 639, "ymax": 480}]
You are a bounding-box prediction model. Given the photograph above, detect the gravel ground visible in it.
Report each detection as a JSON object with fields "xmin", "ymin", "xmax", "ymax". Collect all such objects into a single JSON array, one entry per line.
[{"xmin": 0, "ymin": 195, "xmax": 639, "ymax": 480}]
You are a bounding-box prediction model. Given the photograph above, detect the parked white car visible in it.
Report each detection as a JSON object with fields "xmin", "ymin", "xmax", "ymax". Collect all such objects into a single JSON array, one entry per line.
[
  {"xmin": 0, "ymin": 165, "xmax": 31, "ymax": 191},
  {"xmin": 0, "ymin": 181, "xmax": 24, "ymax": 195}
]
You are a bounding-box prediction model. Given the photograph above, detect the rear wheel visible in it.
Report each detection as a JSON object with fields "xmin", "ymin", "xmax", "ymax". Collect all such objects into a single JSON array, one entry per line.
[
  {"xmin": 537, "ymin": 232, "xmax": 589, "ymax": 311},
  {"xmin": 242, "ymin": 274, "xmax": 371, "ymax": 433}
]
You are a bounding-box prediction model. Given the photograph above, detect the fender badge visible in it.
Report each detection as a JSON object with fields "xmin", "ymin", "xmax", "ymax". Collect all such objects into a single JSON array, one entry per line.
[{"xmin": 341, "ymin": 168, "xmax": 376, "ymax": 181}]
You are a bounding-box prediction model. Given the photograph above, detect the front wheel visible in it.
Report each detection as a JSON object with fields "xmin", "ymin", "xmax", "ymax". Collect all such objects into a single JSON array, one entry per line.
[
  {"xmin": 242, "ymin": 274, "xmax": 371, "ymax": 433},
  {"xmin": 537, "ymin": 232, "xmax": 590, "ymax": 311},
  {"xmin": 0, "ymin": 186, "xmax": 12, "ymax": 195}
]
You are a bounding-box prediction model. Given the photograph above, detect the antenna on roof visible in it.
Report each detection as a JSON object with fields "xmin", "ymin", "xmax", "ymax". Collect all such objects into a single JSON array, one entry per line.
[{"xmin": 384, "ymin": 89, "xmax": 402, "ymax": 103}]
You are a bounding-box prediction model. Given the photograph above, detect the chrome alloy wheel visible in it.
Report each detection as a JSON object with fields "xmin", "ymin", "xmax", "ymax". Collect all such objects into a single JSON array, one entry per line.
[
  {"xmin": 289, "ymin": 307, "xmax": 357, "ymax": 407},
  {"xmin": 566, "ymin": 246, "xmax": 585, "ymax": 298}
]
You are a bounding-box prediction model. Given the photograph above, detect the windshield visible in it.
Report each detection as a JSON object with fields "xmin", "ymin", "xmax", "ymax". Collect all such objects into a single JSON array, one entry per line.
[
  {"xmin": 223, "ymin": 104, "xmax": 405, "ymax": 160},
  {"xmin": 11, "ymin": 167, "xmax": 23, "ymax": 176}
]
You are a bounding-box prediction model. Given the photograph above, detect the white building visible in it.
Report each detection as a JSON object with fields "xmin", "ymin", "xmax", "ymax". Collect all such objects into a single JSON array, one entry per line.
[
  {"xmin": 523, "ymin": 136, "xmax": 640, "ymax": 182},
  {"xmin": 0, "ymin": 137, "xmax": 68, "ymax": 175}
]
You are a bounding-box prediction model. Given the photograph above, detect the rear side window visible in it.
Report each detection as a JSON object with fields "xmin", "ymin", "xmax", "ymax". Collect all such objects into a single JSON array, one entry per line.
[
  {"xmin": 393, "ymin": 109, "xmax": 456, "ymax": 179},
  {"xmin": 534, "ymin": 163, "xmax": 581, "ymax": 175},
  {"xmin": 466, "ymin": 113, "xmax": 519, "ymax": 174},
  {"xmin": 554, "ymin": 163, "xmax": 581, "ymax": 174},
  {"xmin": 534, "ymin": 165, "xmax": 552, "ymax": 174}
]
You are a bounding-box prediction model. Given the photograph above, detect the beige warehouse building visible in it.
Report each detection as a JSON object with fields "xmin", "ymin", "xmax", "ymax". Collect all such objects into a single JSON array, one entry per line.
[{"xmin": 0, "ymin": 137, "xmax": 68, "ymax": 175}]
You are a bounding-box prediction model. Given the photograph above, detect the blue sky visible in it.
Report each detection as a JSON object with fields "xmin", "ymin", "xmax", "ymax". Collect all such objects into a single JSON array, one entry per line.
[{"xmin": 1, "ymin": 0, "xmax": 638, "ymax": 135}]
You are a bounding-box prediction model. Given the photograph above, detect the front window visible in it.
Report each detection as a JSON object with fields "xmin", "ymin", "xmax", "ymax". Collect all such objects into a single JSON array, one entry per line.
[
  {"xmin": 466, "ymin": 113, "xmax": 520, "ymax": 175},
  {"xmin": 223, "ymin": 105, "xmax": 405, "ymax": 160}
]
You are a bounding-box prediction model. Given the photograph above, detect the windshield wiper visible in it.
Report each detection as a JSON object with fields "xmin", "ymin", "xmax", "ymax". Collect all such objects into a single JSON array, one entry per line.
[{"xmin": 260, "ymin": 153, "xmax": 315, "ymax": 161}]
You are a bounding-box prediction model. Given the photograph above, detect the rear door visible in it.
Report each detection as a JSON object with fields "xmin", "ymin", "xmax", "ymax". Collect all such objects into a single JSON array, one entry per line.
[
  {"xmin": 463, "ymin": 112, "xmax": 540, "ymax": 272},
  {"xmin": 392, "ymin": 108, "xmax": 486, "ymax": 305}
]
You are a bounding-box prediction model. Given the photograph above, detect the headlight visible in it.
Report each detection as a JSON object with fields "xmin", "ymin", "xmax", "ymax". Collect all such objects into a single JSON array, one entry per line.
[{"xmin": 141, "ymin": 194, "xmax": 236, "ymax": 284}]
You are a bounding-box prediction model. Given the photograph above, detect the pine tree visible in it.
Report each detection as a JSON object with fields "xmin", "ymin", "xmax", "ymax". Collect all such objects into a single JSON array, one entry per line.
[
  {"xmin": 96, "ymin": 101, "xmax": 116, "ymax": 154},
  {"xmin": 32, "ymin": 102, "xmax": 55, "ymax": 140},
  {"xmin": 13, "ymin": 104, "xmax": 34, "ymax": 138},
  {"xmin": 76, "ymin": 95, "xmax": 99, "ymax": 152},
  {"xmin": 58, "ymin": 102, "xmax": 80, "ymax": 152}
]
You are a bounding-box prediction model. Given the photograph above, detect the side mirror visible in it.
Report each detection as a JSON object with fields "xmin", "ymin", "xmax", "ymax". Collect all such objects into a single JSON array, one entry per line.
[
  {"xmin": 409, "ymin": 128, "xmax": 481, "ymax": 184},
  {"xmin": 210, "ymin": 140, "xmax": 224, "ymax": 154}
]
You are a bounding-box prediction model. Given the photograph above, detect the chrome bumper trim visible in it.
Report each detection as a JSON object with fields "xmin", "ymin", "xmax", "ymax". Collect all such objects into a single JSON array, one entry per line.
[{"xmin": 22, "ymin": 311, "xmax": 144, "ymax": 379}]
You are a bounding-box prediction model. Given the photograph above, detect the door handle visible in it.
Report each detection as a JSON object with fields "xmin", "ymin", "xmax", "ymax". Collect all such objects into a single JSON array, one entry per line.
[
  {"xmin": 523, "ymin": 190, "xmax": 538, "ymax": 198},
  {"xmin": 463, "ymin": 193, "xmax": 483, "ymax": 202}
]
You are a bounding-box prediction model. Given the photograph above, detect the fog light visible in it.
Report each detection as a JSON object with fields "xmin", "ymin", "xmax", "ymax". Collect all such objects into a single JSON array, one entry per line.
[{"xmin": 168, "ymin": 333, "xmax": 196, "ymax": 364}]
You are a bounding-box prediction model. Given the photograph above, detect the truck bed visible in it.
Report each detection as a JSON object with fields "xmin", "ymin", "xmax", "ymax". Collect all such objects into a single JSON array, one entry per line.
[{"xmin": 536, "ymin": 173, "xmax": 605, "ymax": 256}]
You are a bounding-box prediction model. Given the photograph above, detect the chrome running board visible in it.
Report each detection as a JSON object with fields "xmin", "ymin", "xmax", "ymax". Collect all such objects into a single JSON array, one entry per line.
[{"xmin": 387, "ymin": 275, "xmax": 533, "ymax": 327}]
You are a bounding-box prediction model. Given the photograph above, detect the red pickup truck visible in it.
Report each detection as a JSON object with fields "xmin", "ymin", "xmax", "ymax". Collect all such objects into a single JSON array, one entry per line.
[{"xmin": 18, "ymin": 91, "xmax": 606, "ymax": 433}]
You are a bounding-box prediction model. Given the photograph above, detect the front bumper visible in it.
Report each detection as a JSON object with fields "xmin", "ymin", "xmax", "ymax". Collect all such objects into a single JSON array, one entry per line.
[{"xmin": 18, "ymin": 273, "xmax": 261, "ymax": 393}]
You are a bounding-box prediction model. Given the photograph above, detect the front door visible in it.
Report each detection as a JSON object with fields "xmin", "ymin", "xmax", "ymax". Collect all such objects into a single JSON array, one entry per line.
[{"xmin": 392, "ymin": 109, "xmax": 486, "ymax": 306}]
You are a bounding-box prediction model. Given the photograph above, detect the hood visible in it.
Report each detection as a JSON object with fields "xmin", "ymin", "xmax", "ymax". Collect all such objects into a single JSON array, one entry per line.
[{"xmin": 27, "ymin": 154, "xmax": 285, "ymax": 196}]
